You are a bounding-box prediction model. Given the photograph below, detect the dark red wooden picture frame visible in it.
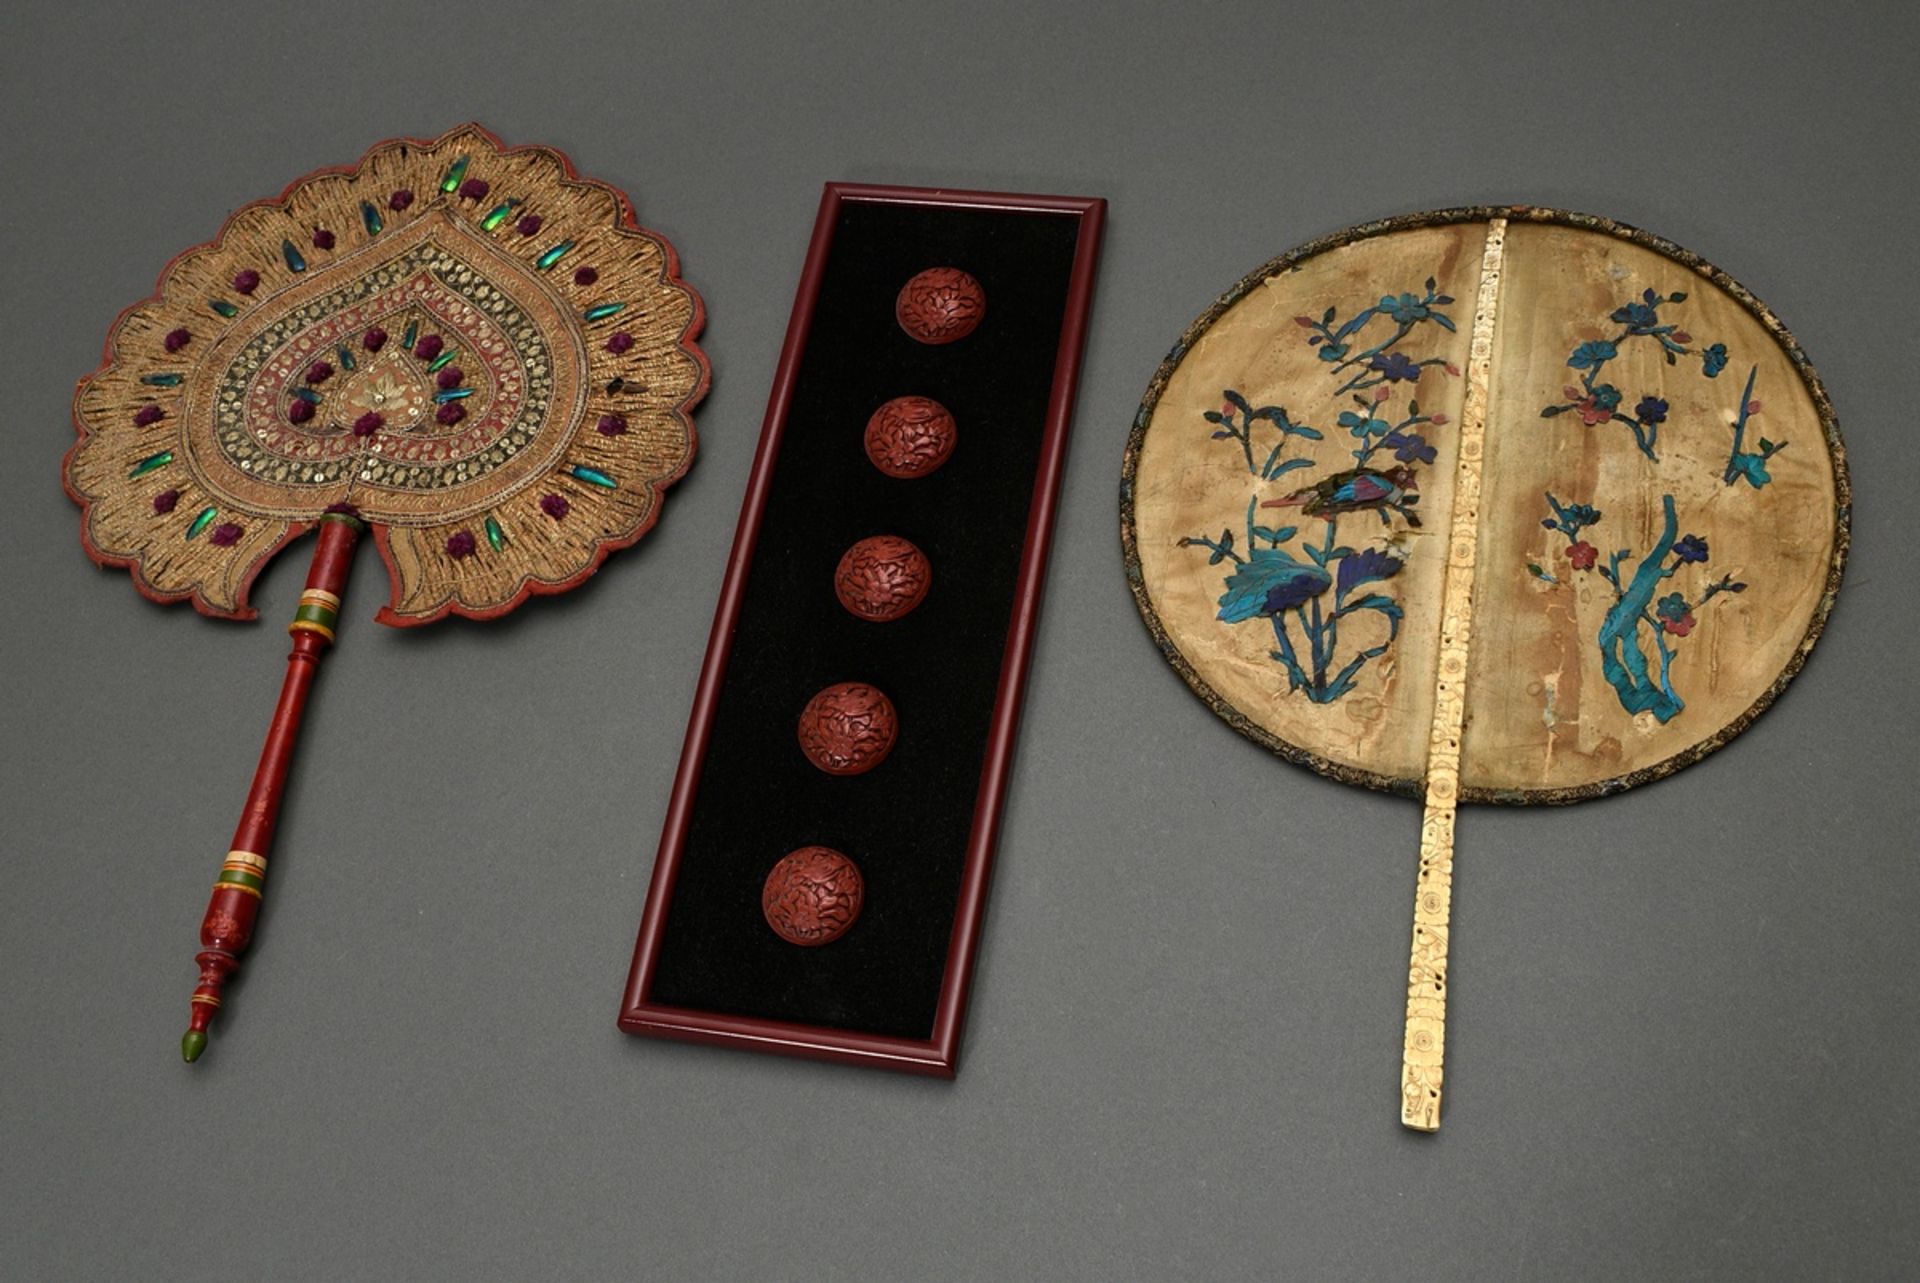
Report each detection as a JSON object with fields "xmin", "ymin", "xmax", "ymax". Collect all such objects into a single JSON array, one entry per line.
[{"xmin": 618, "ymin": 182, "xmax": 1106, "ymax": 1075}]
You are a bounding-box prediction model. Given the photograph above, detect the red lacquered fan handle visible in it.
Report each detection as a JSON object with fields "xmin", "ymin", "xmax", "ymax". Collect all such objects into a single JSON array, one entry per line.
[{"xmin": 181, "ymin": 510, "xmax": 363, "ymax": 1062}]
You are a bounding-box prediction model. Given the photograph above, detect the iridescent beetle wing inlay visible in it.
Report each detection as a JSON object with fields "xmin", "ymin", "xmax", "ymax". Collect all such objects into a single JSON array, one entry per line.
[{"xmin": 66, "ymin": 125, "xmax": 709, "ymax": 625}]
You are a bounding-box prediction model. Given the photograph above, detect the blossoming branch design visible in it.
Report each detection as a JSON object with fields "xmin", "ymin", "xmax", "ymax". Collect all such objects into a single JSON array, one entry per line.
[
  {"xmin": 1302, "ymin": 383, "xmax": 1451, "ymax": 526},
  {"xmin": 1201, "ymin": 388, "xmax": 1324, "ymax": 479},
  {"xmin": 1538, "ymin": 492, "xmax": 1747, "ymax": 723},
  {"xmin": 1177, "ymin": 278, "xmax": 1459, "ymax": 704},
  {"xmin": 1295, "ymin": 278, "xmax": 1461, "ymax": 396},
  {"xmin": 1538, "ymin": 286, "xmax": 1787, "ymax": 488},
  {"xmin": 1539, "ymin": 288, "xmax": 1725, "ymax": 461},
  {"xmin": 1721, "ymin": 363, "xmax": 1785, "ymax": 488}
]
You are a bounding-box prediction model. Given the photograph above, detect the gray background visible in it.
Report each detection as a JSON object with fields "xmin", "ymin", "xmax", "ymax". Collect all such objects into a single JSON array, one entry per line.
[{"xmin": 2, "ymin": 2, "xmax": 1914, "ymax": 1278}]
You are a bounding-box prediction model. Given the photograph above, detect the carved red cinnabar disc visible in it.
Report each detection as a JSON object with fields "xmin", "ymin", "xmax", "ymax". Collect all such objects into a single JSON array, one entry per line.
[
  {"xmin": 797, "ymin": 681, "xmax": 898, "ymax": 775},
  {"xmin": 834, "ymin": 535, "xmax": 930, "ymax": 621},
  {"xmin": 864, "ymin": 396, "xmax": 957, "ymax": 479},
  {"xmin": 762, "ymin": 846, "xmax": 864, "ymax": 946},
  {"xmin": 895, "ymin": 267, "xmax": 984, "ymax": 345}
]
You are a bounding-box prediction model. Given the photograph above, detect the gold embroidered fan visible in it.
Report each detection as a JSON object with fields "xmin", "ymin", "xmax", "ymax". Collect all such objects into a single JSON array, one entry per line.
[
  {"xmin": 64, "ymin": 125, "xmax": 708, "ymax": 1060},
  {"xmin": 1121, "ymin": 208, "xmax": 1847, "ymax": 1131}
]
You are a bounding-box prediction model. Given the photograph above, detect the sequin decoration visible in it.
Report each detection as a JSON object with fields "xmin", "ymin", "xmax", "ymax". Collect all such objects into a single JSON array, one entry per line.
[{"xmin": 65, "ymin": 125, "xmax": 710, "ymax": 625}]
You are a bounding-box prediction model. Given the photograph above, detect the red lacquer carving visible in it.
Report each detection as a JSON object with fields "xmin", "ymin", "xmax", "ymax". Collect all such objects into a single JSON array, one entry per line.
[
  {"xmin": 864, "ymin": 396, "xmax": 957, "ymax": 479},
  {"xmin": 618, "ymin": 184, "xmax": 1109, "ymax": 1078},
  {"xmin": 833, "ymin": 535, "xmax": 930, "ymax": 621},
  {"xmin": 762, "ymin": 846, "xmax": 864, "ymax": 946},
  {"xmin": 797, "ymin": 682, "xmax": 898, "ymax": 775},
  {"xmin": 895, "ymin": 267, "xmax": 985, "ymax": 345}
]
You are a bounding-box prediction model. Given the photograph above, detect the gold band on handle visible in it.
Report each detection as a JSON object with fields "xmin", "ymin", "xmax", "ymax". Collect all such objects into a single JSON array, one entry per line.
[
  {"xmin": 224, "ymin": 849, "xmax": 268, "ymax": 875},
  {"xmin": 288, "ymin": 591, "xmax": 340, "ymax": 643},
  {"xmin": 1401, "ymin": 217, "xmax": 1507, "ymax": 1132}
]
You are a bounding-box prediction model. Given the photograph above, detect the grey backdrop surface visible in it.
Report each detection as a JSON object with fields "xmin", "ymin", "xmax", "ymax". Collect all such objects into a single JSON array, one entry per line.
[{"xmin": 2, "ymin": 2, "xmax": 1915, "ymax": 1278}]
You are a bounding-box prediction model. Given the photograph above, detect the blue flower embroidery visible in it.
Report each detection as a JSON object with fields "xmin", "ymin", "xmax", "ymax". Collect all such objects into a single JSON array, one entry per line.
[
  {"xmin": 1610, "ymin": 301, "xmax": 1660, "ymax": 330},
  {"xmin": 1368, "ymin": 351, "xmax": 1423, "ymax": 383},
  {"xmin": 1568, "ymin": 340, "xmax": 1619, "ymax": 370},
  {"xmin": 1337, "ymin": 409, "xmax": 1390, "ymax": 439},
  {"xmin": 1728, "ymin": 451, "xmax": 1771, "ymax": 487},
  {"xmin": 1543, "ymin": 493, "xmax": 1748, "ymax": 723},
  {"xmin": 1215, "ymin": 550, "xmax": 1330, "ymax": 622},
  {"xmin": 1541, "ymin": 497, "xmax": 1602, "ymax": 539},
  {"xmin": 1264, "ymin": 571, "xmax": 1331, "ymax": 613},
  {"xmin": 1379, "ymin": 292, "xmax": 1430, "ymax": 324},
  {"xmin": 1336, "ymin": 547, "xmax": 1403, "ymax": 597},
  {"xmin": 1673, "ymin": 533, "xmax": 1709, "ymax": 563},
  {"xmin": 1186, "ymin": 275, "xmax": 1454, "ymax": 706},
  {"xmin": 1383, "ymin": 431, "xmax": 1436, "ymax": 465},
  {"xmin": 1540, "ymin": 290, "xmax": 1768, "ymax": 483}
]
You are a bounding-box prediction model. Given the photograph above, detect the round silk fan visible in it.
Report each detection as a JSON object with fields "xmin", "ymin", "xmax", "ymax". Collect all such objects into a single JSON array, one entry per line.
[
  {"xmin": 64, "ymin": 125, "xmax": 709, "ymax": 1059},
  {"xmin": 1121, "ymin": 207, "xmax": 1847, "ymax": 1130}
]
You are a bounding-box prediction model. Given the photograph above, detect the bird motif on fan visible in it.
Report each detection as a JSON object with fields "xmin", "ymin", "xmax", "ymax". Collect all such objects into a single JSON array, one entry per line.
[
  {"xmin": 1123, "ymin": 206, "xmax": 1848, "ymax": 1130},
  {"xmin": 1262, "ymin": 465, "xmax": 1422, "ymax": 526}
]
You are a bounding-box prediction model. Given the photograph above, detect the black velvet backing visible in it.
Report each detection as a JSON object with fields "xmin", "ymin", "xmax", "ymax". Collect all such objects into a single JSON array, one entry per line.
[{"xmin": 647, "ymin": 200, "xmax": 1082, "ymax": 1039}]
